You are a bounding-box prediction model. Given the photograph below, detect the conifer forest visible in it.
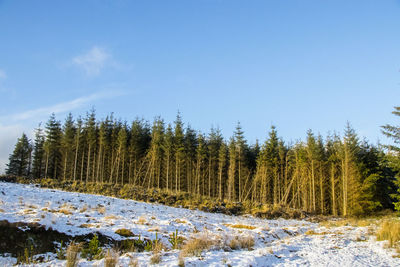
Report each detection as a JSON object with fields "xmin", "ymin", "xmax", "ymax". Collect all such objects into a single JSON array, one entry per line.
[{"xmin": 6, "ymin": 107, "xmax": 400, "ymax": 217}]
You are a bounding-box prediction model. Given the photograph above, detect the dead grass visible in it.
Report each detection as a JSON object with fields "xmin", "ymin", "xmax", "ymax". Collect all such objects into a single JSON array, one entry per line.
[
  {"xmin": 178, "ymin": 254, "xmax": 185, "ymax": 267},
  {"xmin": 174, "ymin": 218, "xmax": 187, "ymax": 224},
  {"xmin": 115, "ymin": 228, "xmax": 134, "ymax": 237},
  {"xmin": 305, "ymin": 230, "xmax": 329, "ymax": 235},
  {"xmin": 0, "ymin": 208, "xmax": 4, "ymax": 213},
  {"xmin": 79, "ymin": 223, "xmax": 95, "ymax": 228},
  {"xmin": 376, "ymin": 220, "xmax": 400, "ymax": 248},
  {"xmin": 225, "ymin": 235, "xmax": 255, "ymax": 250},
  {"xmin": 180, "ymin": 234, "xmax": 215, "ymax": 257},
  {"xmin": 148, "ymin": 227, "xmax": 161, "ymax": 232},
  {"xmin": 59, "ymin": 208, "xmax": 73, "ymax": 215},
  {"xmin": 320, "ymin": 217, "xmax": 378, "ymax": 228},
  {"xmin": 95, "ymin": 205, "xmax": 106, "ymax": 215},
  {"xmin": 105, "ymin": 215, "xmax": 118, "ymax": 220},
  {"xmin": 128, "ymin": 255, "xmax": 139, "ymax": 267},
  {"xmin": 22, "ymin": 208, "xmax": 35, "ymax": 215},
  {"xmin": 223, "ymin": 223, "xmax": 256, "ymax": 230},
  {"xmin": 66, "ymin": 242, "xmax": 81, "ymax": 267},
  {"xmin": 80, "ymin": 204, "xmax": 89, "ymax": 213},
  {"xmin": 104, "ymin": 249, "xmax": 119, "ymax": 267},
  {"xmin": 137, "ymin": 216, "xmax": 149, "ymax": 225},
  {"xmin": 150, "ymin": 252, "xmax": 161, "ymax": 264}
]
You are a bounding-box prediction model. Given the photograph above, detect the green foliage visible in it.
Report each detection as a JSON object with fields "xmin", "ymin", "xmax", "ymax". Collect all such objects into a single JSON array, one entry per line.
[
  {"xmin": 6, "ymin": 133, "xmax": 32, "ymax": 177},
  {"xmin": 81, "ymin": 234, "xmax": 103, "ymax": 260},
  {"xmin": 56, "ymin": 240, "xmax": 66, "ymax": 260},
  {"xmin": 17, "ymin": 245, "xmax": 34, "ymax": 264},
  {"xmin": 169, "ymin": 229, "xmax": 184, "ymax": 249},
  {"xmin": 145, "ymin": 233, "xmax": 161, "ymax": 252}
]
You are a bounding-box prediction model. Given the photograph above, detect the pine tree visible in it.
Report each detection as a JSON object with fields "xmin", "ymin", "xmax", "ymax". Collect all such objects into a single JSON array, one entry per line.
[
  {"xmin": 32, "ymin": 124, "xmax": 45, "ymax": 179},
  {"xmin": 6, "ymin": 133, "xmax": 32, "ymax": 176},
  {"xmin": 174, "ymin": 112, "xmax": 185, "ymax": 192},
  {"xmin": 163, "ymin": 124, "xmax": 174, "ymax": 191},
  {"xmin": 61, "ymin": 113, "xmax": 75, "ymax": 180},
  {"xmin": 44, "ymin": 113, "xmax": 62, "ymax": 179}
]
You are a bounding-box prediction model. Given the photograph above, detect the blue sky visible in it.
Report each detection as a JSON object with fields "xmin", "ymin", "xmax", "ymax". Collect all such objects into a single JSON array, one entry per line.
[{"xmin": 0, "ymin": 0, "xmax": 400, "ymax": 172}]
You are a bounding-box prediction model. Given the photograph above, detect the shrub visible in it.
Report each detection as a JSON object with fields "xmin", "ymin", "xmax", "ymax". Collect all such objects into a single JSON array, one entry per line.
[
  {"xmin": 56, "ymin": 241, "xmax": 66, "ymax": 260},
  {"xmin": 81, "ymin": 234, "xmax": 103, "ymax": 260},
  {"xmin": 169, "ymin": 229, "xmax": 184, "ymax": 249}
]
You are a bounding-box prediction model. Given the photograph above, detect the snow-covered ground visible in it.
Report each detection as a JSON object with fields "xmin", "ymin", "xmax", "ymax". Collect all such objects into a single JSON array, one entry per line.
[{"xmin": 0, "ymin": 182, "xmax": 399, "ymax": 266}]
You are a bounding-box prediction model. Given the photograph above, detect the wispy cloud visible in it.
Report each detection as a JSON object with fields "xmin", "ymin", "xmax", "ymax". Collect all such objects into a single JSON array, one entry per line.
[
  {"xmin": 1, "ymin": 90, "xmax": 125, "ymax": 122},
  {"xmin": 72, "ymin": 46, "xmax": 111, "ymax": 76}
]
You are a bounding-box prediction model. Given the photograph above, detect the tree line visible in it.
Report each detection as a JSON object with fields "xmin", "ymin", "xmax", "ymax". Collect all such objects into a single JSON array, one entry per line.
[{"xmin": 6, "ymin": 108, "xmax": 400, "ymax": 216}]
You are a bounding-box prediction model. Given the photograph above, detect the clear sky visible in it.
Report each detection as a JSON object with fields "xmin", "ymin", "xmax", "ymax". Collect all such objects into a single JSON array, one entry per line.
[{"xmin": 0, "ymin": 0, "xmax": 399, "ymax": 173}]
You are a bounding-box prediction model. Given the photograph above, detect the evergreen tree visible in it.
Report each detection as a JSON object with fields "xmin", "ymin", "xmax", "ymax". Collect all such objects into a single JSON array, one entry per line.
[
  {"xmin": 6, "ymin": 133, "xmax": 32, "ymax": 176},
  {"xmin": 174, "ymin": 112, "xmax": 185, "ymax": 192},
  {"xmin": 44, "ymin": 113, "xmax": 62, "ymax": 179},
  {"xmin": 32, "ymin": 124, "xmax": 45, "ymax": 179},
  {"xmin": 61, "ymin": 113, "xmax": 75, "ymax": 180}
]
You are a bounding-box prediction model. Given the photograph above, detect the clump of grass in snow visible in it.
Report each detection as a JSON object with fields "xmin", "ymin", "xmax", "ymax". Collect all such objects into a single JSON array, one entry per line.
[
  {"xmin": 174, "ymin": 218, "xmax": 187, "ymax": 224},
  {"xmin": 104, "ymin": 249, "xmax": 119, "ymax": 267},
  {"xmin": 105, "ymin": 215, "xmax": 118, "ymax": 220},
  {"xmin": 223, "ymin": 223, "xmax": 256, "ymax": 230},
  {"xmin": 376, "ymin": 220, "xmax": 400, "ymax": 248},
  {"xmin": 178, "ymin": 254, "xmax": 185, "ymax": 267},
  {"xmin": 137, "ymin": 216, "xmax": 148, "ymax": 225},
  {"xmin": 225, "ymin": 235, "xmax": 255, "ymax": 250},
  {"xmin": 150, "ymin": 252, "xmax": 162, "ymax": 264},
  {"xmin": 115, "ymin": 228, "xmax": 135, "ymax": 237},
  {"xmin": 180, "ymin": 234, "xmax": 215, "ymax": 257},
  {"xmin": 80, "ymin": 204, "xmax": 89, "ymax": 213},
  {"xmin": 305, "ymin": 230, "xmax": 329, "ymax": 235},
  {"xmin": 95, "ymin": 204, "xmax": 106, "ymax": 214},
  {"xmin": 66, "ymin": 242, "xmax": 81, "ymax": 267},
  {"xmin": 128, "ymin": 255, "xmax": 139, "ymax": 267},
  {"xmin": 150, "ymin": 238, "xmax": 164, "ymax": 265}
]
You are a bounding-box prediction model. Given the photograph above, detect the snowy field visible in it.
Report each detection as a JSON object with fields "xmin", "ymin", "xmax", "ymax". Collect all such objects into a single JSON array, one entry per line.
[{"xmin": 0, "ymin": 182, "xmax": 399, "ymax": 266}]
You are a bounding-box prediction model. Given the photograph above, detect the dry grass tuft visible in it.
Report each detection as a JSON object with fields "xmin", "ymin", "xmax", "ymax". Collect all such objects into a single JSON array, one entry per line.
[
  {"xmin": 224, "ymin": 223, "xmax": 256, "ymax": 230},
  {"xmin": 180, "ymin": 234, "xmax": 215, "ymax": 257},
  {"xmin": 137, "ymin": 216, "xmax": 148, "ymax": 225},
  {"xmin": 79, "ymin": 223, "xmax": 95, "ymax": 228},
  {"xmin": 174, "ymin": 218, "xmax": 187, "ymax": 224},
  {"xmin": 115, "ymin": 228, "xmax": 135, "ymax": 237},
  {"xmin": 178, "ymin": 254, "xmax": 185, "ymax": 267},
  {"xmin": 305, "ymin": 230, "xmax": 329, "ymax": 235},
  {"xmin": 105, "ymin": 215, "xmax": 118, "ymax": 220},
  {"xmin": 80, "ymin": 204, "xmax": 89, "ymax": 213},
  {"xmin": 104, "ymin": 249, "xmax": 119, "ymax": 267},
  {"xmin": 66, "ymin": 242, "xmax": 81, "ymax": 267},
  {"xmin": 0, "ymin": 208, "xmax": 4, "ymax": 213},
  {"xmin": 225, "ymin": 235, "xmax": 255, "ymax": 250},
  {"xmin": 96, "ymin": 205, "xmax": 106, "ymax": 215},
  {"xmin": 128, "ymin": 255, "xmax": 139, "ymax": 267},
  {"xmin": 59, "ymin": 208, "xmax": 73, "ymax": 215},
  {"xmin": 150, "ymin": 252, "xmax": 161, "ymax": 265},
  {"xmin": 376, "ymin": 220, "xmax": 400, "ymax": 248}
]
